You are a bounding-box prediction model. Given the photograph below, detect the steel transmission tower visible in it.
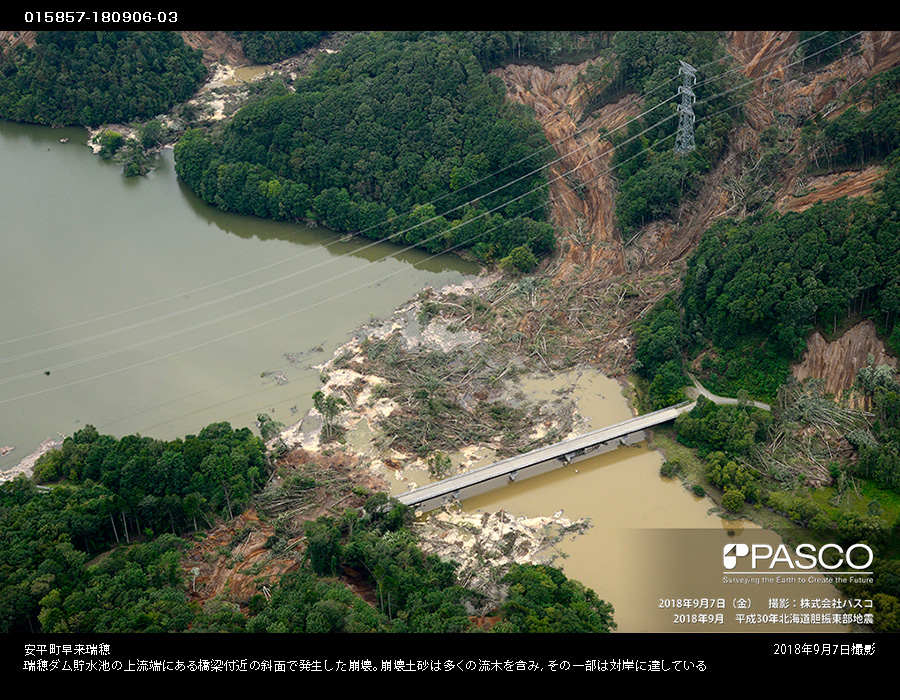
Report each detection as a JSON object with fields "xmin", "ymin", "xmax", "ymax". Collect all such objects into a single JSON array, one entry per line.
[{"xmin": 674, "ymin": 60, "xmax": 697, "ymax": 156}]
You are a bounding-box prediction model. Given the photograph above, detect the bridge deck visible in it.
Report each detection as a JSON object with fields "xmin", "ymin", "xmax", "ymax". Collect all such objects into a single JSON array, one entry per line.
[{"xmin": 397, "ymin": 401, "xmax": 696, "ymax": 512}]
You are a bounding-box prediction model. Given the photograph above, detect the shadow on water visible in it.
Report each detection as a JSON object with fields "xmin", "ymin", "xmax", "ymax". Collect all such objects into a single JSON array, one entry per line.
[
  {"xmin": 2, "ymin": 120, "xmax": 479, "ymax": 275},
  {"xmin": 167, "ymin": 150, "xmax": 479, "ymax": 275}
]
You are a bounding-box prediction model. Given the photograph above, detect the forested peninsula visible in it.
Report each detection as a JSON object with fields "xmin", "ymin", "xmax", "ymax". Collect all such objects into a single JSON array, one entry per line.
[{"xmin": 174, "ymin": 32, "xmax": 557, "ymax": 269}]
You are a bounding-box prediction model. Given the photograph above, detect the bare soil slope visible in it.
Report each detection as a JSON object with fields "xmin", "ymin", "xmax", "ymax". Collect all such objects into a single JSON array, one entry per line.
[
  {"xmin": 493, "ymin": 62, "xmax": 632, "ymax": 283},
  {"xmin": 793, "ymin": 320, "xmax": 897, "ymax": 401},
  {"xmin": 494, "ymin": 32, "xmax": 900, "ymax": 373},
  {"xmin": 496, "ymin": 32, "xmax": 900, "ymax": 284}
]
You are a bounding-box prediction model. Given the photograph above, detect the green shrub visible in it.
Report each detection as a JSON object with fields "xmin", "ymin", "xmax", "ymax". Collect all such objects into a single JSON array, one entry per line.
[{"xmin": 721, "ymin": 488, "xmax": 745, "ymax": 513}]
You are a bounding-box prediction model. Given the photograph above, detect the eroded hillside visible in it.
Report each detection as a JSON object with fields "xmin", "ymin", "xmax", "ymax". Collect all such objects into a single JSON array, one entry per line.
[
  {"xmin": 493, "ymin": 62, "xmax": 633, "ymax": 282},
  {"xmin": 793, "ymin": 321, "xmax": 898, "ymax": 402},
  {"xmin": 492, "ymin": 31, "xmax": 900, "ymax": 382},
  {"xmin": 496, "ymin": 32, "xmax": 900, "ymax": 285},
  {"xmin": 7, "ymin": 29, "xmax": 899, "ymax": 623}
]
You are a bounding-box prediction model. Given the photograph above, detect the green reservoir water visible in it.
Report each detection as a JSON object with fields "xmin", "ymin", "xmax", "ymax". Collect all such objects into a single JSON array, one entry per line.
[{"xmin": 0, "ymin": 121, "xmax": 478, "ymax": 470}]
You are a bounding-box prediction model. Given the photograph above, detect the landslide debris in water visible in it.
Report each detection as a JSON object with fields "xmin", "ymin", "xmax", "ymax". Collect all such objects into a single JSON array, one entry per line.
[
  {"xmin": 275, "ymin": 31, "xmax": 900, "ymax": 601},
  {"xmin": 24, "ymin": 29, "xmax": 899, "ymax": 615},
  {"xmin": 412, "ymin": 507, "xmax": 591, "ymax": 614},
  {"xmin": 278, "ymin": 276, "xmax": 587, "ymax": 466},
  {"xmin": 267, "ymin": 276, "xmax": 604, "ymax": 599}
]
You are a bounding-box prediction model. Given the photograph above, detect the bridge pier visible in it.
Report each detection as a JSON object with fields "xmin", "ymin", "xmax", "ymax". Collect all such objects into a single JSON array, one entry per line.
[
  {"xmin": 401, "ymin": 427, "xmax": 653, "ymax": 513},
  {"xmin": 397, "ymin": 402, "xmax": 693, "ymax": 513}
]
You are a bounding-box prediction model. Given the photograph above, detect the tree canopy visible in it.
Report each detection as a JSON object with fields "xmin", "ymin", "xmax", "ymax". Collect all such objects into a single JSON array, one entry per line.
[
  {"xmin": 0, "ymin": 31, "xmax": 207, "ymax": 126},
  {"xmin": 579, "ymin": 31, "xmax": 745, "ymax": 236},
  {"xmin": 679, "ymin": 161, "xmax": 900, "ymax": 401},
  {"xmin": 174, "ymin": 32, "xmax": 556, "ymax": 263},
  {"xmin": 230, "ymin": 31, "xmax": 331, "ymax": 64}
]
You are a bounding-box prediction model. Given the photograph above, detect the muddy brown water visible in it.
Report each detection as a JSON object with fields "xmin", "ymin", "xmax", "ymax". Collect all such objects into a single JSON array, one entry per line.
[
  {"xmin": 0, "ymin": 121, "xmax": 477, "ymax": 471},
  {"xmin": 228, "ymin": 65, "xmax": 273, "ymax": 85},
  {"xmin": 400, "ymin": 369, "xmax": 852, "ymax": 633}
]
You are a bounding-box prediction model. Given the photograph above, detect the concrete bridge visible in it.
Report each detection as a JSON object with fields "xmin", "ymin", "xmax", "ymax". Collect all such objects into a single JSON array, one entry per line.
[{"xmin": 397, "ymin": 401, "xmax": 698, "ymax": 512}]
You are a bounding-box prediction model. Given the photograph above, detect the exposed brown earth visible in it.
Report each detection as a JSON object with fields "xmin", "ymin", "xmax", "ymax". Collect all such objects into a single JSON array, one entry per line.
[
  {"xmin": 123, "ymin": 31, "xmax": 900, "ymax": 613},
  {"xmin": 493, "ymin": 62, "xmax": 632, "ymax": 283},
  {"xmin": 182, "ymin": 447, "xmax": 385, "ymax": 607},
  {"xmin": 793, "ymin": 320, "xmax": 897, "ymax": 401},
  {"xmin": 182, "ymin": 509, "xmax": 292, "ymax": 604},
  {"xmin": 0, "ymin": 31, "xmax": 35, "ymax": 50},
  {"xmin": 494, "ymin": 31, "xmax": 900, "ymax": 375},
  {"xmin": 732, "ymin": 31, "xmax": 900, "ymax": 213},
  {"xmin": 180, "ymin": 31, "xmax": 250, "ymax": 66},
  {"xmin": 776, "ymin": 165, "xmax": 886, "ymax": 213}
]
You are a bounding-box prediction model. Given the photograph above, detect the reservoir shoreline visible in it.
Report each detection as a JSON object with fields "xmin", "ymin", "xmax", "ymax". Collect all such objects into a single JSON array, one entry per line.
[{"xmin": 0, "ymin": 119, "xmax": 478, "ymax": 473}]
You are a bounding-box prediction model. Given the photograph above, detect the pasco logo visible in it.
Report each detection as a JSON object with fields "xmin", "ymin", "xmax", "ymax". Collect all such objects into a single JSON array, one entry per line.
[
  {"xmin": 722, "ymin": 542, "xmax": 873, "ymax": 571},
  {"xmin": 723, "ymin": 543, "xmax": 750, "ymax": 570}
]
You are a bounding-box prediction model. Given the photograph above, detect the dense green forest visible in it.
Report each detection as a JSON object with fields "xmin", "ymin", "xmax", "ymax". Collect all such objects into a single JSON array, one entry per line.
[
  {"xmin": 4, "ymin": 29, "xmax": 900, "ymax": 635},
  {"xmin": 230, "ymin": 31, "xmax": 331, "ymax": 64},
  {"xmin": 174, "ymin": 32, "xmax": 556, "ymax": 266},
  {"xmin": 0, "ymin": 424, "xmax": 615, "ymax": 633},
  {"xmin": 577, "ymin": 31, "xmax": 745, "ymax": 236},
  {"xmin": 632, "ymin": 294, "xmax": 690, "ymax": 410},
  {"xmin": 0, "ymin": 422, "xmax": 266, "ymax": 632},
  {"xmin": 630, "ymin": 59, "xmax": 900, "ymax": 631},
  {"xmin": 0, "ymin": 31, "xmax": 206, "ymax": 126},
  {"xmin": 232, "ymin": 30, "xmax": 613, "ymax": 76},
  {"xmin": 794, "ymin": 31, "xmax": 861, "ymax": 70},
  {"xmin": 681, "ymin": 160, "xmax": 900, "ymax": 403},
  {"xmin": 440, "ymin": 31, "xmax": 612, "ymax": 69},
  {"xmin": 635, "ymin": 66, "xmax": 900, "ymax": 407},
  {"xmin": 802, "ymin": 65, "xmax": 900, "ymax": 171}
]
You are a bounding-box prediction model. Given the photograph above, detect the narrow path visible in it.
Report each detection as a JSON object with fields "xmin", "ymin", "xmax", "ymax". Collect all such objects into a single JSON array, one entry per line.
[{"xmin": 685, "ymin": 374, "xmax": 772, "ymax": 411}]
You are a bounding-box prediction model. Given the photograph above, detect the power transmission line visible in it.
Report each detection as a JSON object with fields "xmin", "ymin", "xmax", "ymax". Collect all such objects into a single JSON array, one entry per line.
[
  {"xmin": 674, "ymin": 60, "xmax": 698, "ymax": 155},
  {"xmin": 0, "ymin": 70, "xmax": 684, "ymax": 362},
  {"xmin": 0, "ymin": 31, "xmax": 841, "ymax": 357},
  {"xmin": 2, "ymin": 32, "xmax": 867, "ymax": 398},
  {"xmin": 0, "ymin": 32, "xmax": 869, "ymax": 423}
]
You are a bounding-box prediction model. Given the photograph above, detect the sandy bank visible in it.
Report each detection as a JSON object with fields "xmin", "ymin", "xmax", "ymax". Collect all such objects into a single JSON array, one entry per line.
[{"xmin": 0, "ymin": 437, "xmax": 62, "ymax": 484}]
